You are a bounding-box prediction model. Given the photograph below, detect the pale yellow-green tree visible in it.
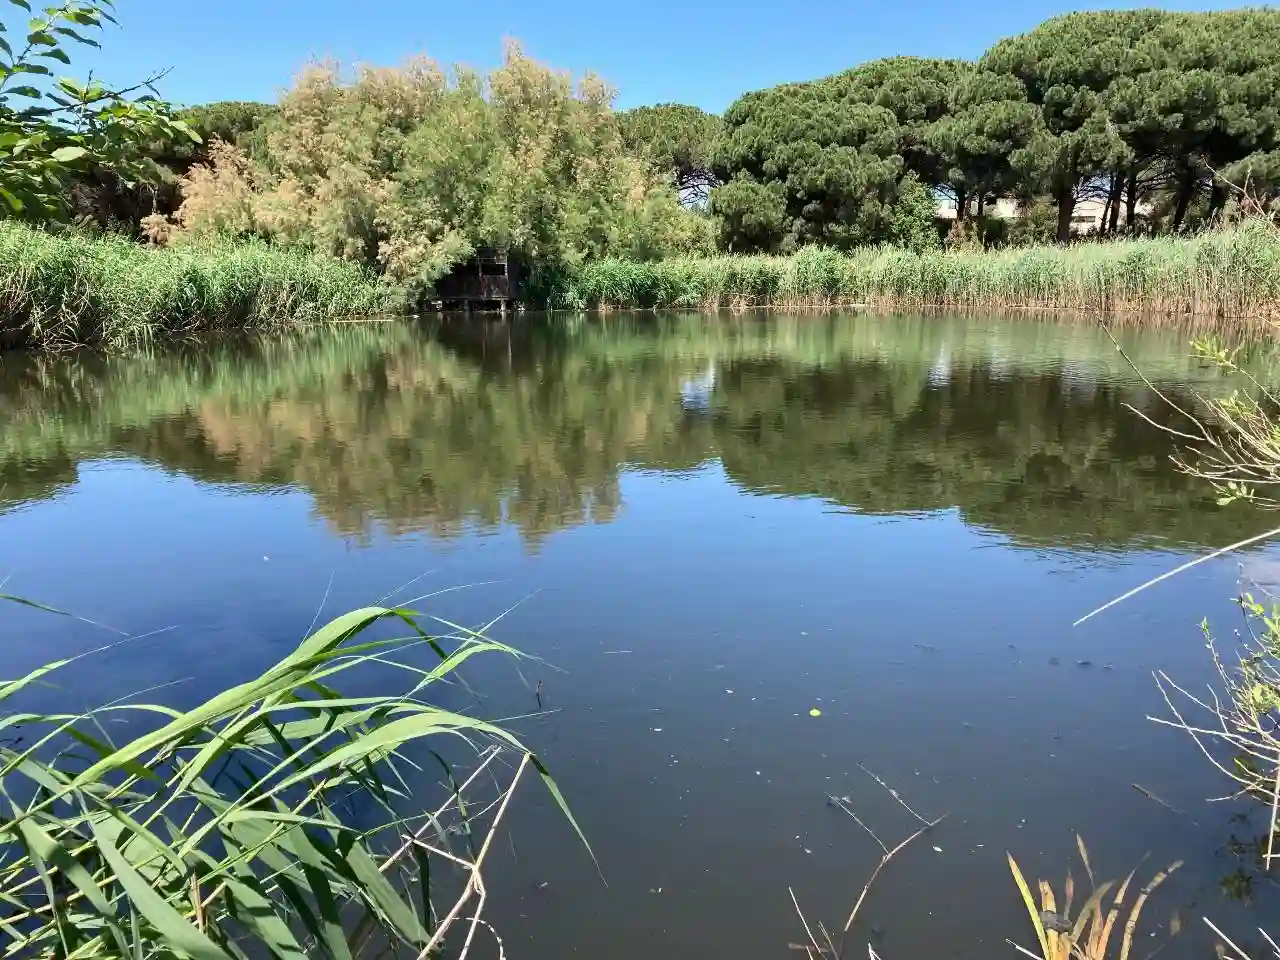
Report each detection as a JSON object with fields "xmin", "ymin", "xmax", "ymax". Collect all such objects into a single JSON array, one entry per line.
[{"xmin": 160, "ymin": 42, "xmax": 711, "ymax": 293}]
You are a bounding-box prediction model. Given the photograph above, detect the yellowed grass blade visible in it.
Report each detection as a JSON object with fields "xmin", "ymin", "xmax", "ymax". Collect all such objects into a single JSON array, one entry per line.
[
  {"xmin": 1041, "ymin": 880, "xmax": 1061, "ymax": 959},
  {"xmin": 1064, "ymin": 871, "xmax": 1076, "ymax": 922},
  {"xmin": 1093, "ymin": 868, "xmax": 1138, "ymax": 958},
  {"xmin": 1009, "ymin": 854, "xmax": 1051, "ymax": 960},
  {"xmin": 1113, "ymin": 867, "xmax": 1137, "ymax": 906},
  {"xmin": 1070, "ymin": 880, "xmax": 1115, "ymax": 948},
  {"xmin": 1076, "ymin": 836, "xmax": 1095, "ymax": 888},
  {"xmin": 1118, "ymin": 862, "xmax": 1182, "ymax": 960}
]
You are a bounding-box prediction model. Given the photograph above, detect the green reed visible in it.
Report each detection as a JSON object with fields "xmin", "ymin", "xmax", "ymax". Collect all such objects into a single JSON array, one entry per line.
[
  {"xmin": 0, "ymin": 222, "xmax": 404, "ymax": 349},
  {"xmin": 554, "ymin": 222, "xmax": 1280, "ymax": 319},
  {"xmin": 0, "ymin": 597, "xmax": 585, "ymax": 960}
]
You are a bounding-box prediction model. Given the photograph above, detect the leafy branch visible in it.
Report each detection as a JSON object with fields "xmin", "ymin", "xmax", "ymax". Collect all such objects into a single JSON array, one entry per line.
[{"xmin": 0, "ymin": 0, "xmax": 197, "ymax": 218}]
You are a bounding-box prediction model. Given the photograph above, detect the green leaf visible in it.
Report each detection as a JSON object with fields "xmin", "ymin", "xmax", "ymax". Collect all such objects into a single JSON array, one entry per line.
[
  {"xmin": 55, "ymin": 75, "xmax": 86, "ymax": 98},
  {"xmin": 92, "ymin": 823, "xmax": 233, "ymax": 960},
  {"xmin": 344, "ymin": 842, "xmax": 429, "ymax": 946},
  {"xmin": 8, "ymin": 85, "xmax": 43, "ymax": 98},
  {"xmin": 531, "ymin": 754, "xmax": 599, "ymax": 871},
  {"xmin": 37, "ymin": 47, "xmax": 69, "ymax": 63},
  {"xmin": 7, "ymin": 0, "xmax": 32, "ymax": 10},
  {"xmin": 13, "ymin": 817, "xmax": 121, "ymax": 929},
  {"xmin": 0, "ymin": 184, "xmax": 26, "ymax": 212},
  {"xmin": 0, "ymin": 657, "xmax": 75, "ymax": 704},
  {"xmin": 268, "ymin": 709, "xmax": 520, "ymax": 795},
  {"xmin": 53, "ymin": 25, "xmax": 98, "ymax": 46},
  {"xmin": 75, "ymin": 608, "xmax": 424, "ymax": 794},
  {"xmin": 217, "ymin": 855, "xmax": 310, "ymax": 960},
  {"xmin": 302, "ymin": 864, "xmax": 353, "ymax": 960},
  {"xmin": 50, "ymin": 145, "xmax": 87, "ymax": 162}
]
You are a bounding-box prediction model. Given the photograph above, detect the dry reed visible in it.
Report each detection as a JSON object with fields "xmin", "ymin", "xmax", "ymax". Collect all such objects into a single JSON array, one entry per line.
[{"xmin": 1007, "ymin": 836, "xmax": 1181, "ymax": 960}]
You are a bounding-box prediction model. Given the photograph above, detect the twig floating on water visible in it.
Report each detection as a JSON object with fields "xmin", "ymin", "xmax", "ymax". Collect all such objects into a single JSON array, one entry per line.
[{"xmin": 1132, "ymin": 783, "xmax": 1200, "ymax": 826}]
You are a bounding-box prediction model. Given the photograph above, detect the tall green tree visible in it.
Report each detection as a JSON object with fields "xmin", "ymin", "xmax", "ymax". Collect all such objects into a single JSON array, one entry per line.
[
  {"xmin": 712, "ymin": 80, "xmax": 900, "ymax": 251},
  {"xmin": 978, "ymin": 11, "xmax": 1165, "ymax": 242},
  {"xmin": 712, "ymin": 58, "xmax": 965, "ymax": 251},
  {"xmin": 823, "ymin": 57, "xmax": 969, "ymax": 185},
  {"xmin": 0, "ymin": 0, "xmax": 196, "ymax": 219},
  {"xmin": 928, "ymin": 69, "xmax": 1040, "ymax": 220},
  {"xmin": 1169, "ymin": 10, "xmax": 1280, "ymax": 220},
  {"xmin": 619, "ymin": 102, "xmax": 721, "ymax": 204}
]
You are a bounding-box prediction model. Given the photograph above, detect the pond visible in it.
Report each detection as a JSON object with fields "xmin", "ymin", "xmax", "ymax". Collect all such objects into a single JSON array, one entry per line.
[{"xmin": 2, "ymin": 311, "xmax": 1279, "ymax": 959}]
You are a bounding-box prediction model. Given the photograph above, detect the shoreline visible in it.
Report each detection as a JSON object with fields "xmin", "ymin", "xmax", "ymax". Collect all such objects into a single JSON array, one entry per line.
[{"xmin": 6, "ymin": 220, "xmax": 1280, "ymax": 351}]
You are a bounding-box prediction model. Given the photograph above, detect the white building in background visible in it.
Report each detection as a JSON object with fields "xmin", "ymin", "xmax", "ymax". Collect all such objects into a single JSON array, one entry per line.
[
  {"xmin": 935, "ymin": 197, "xmax": 1023, "ymax": 222},
  {"xmin": 934, "ymin": 196, "xmax": 1155, "ymax": 234}
]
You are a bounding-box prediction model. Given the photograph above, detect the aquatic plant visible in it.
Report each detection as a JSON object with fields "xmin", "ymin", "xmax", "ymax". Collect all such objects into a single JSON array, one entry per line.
[
  {"xmin": 1007, "ymin": 837, "xmax": 1181, "ymax": 960},
  {"xmin": 0, "ymin": 598, "xmax": 583, "ymax": 959},
  {"xmin": 552, "ymin": 221, "xmax": 1280, "ymax": 318},
  {"xmin": 0, "ymin": 221, "xmax": 402, "ymax": 349}
]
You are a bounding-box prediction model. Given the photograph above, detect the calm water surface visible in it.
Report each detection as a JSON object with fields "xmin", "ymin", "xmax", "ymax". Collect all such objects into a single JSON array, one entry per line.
[{"xmin": 3, "ymin": 312, "xmax": 1279, "ymax": 958}]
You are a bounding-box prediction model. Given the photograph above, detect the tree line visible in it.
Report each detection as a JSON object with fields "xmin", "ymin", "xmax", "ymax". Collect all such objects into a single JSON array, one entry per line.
[
  {"xmin": 6, "ymin": 4, "xmax": 1280, "ymax": 284},
  {"xmin": 700, "ymin": 9, "xmax": 1280, "ymax": 249},
  {"xmin": 158, "ymin": 8, "xmax": 1280, "ymax": 262}
]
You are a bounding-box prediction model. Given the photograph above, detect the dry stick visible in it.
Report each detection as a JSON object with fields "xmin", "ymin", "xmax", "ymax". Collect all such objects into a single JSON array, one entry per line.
[
  {"xmin": 1149, "ymin": 673, "xmax": 1252, "ymax": 784},
  {"xmin": 381, "ymin": 744, "xmax": 503, "ymax": 873},
  {"xmin": 1099, "ymin": 322, "xmax": 1203, "ymax": 432},
  {"xmin": 790, "ymin": 886, "xmax": 825, "ymax": 959},
  {"xmin": 1153, "ymin": 668, "xmax": 1280, "ymax": 768},
  {"xmin": 840, "ymin": 814, "xmax": 947, "ymax": 938},
  {"xmin": 415, "ymin": 753, "xmax": 530, "ymax": 960},
  {"xmin": 1204, "ymin": 918, "xmax": 1253, "ymax": 960},
  {"xmin": 1267, "ymin": 755, "xmax": 1280, "ymax": 870},
  {"xmin": 823, "ymin": 766, "xmax": 949, "ymax": 958},
  {"xmin": 1130, "ymin": 783, "xmax": 1200, "ymax": 827},
  {"xmin": 818, "ymin": 920, "xmax": 840, "ymax": 960},
  {"xmin": 1259, "ymin": 926, "xmax": 1280, "ymax": 958},
  {"xmin": 856, "ymin": 762, "xmax": 931, "ymax": 825},
  {"xmin": 831, "ymin": 797, "xmax": 889, "ymax": 855},
  {"xmin": 1074, "ymin": 524, "xmax": 1280, "ymax": 626},
  {"xmin": 1076, "ymin": 322, "xmax": 1280, "ymax": 625}
]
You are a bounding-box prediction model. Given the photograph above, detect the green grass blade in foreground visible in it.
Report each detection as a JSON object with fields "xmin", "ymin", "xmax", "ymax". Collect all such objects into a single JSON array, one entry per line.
[
  {"xmin": 0, "ymin": 596, "xmax": 588, "ymax": 959},
  {"xmin": 94, "ymin": 823, "xmax": 233, "ymax": 960}
]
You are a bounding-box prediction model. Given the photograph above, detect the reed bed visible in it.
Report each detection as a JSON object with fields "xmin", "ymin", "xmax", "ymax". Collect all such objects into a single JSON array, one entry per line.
[
  {"xmin": 555, "ymin": 221, "xmax": 1280, "ymax": 320},
  {"xmin": 0, "ymin": 596, "xmax": 584, "ymax": 960},
  {"xmin": 0, "ymin": 222, "xmax": 403, "ymax": 349}
]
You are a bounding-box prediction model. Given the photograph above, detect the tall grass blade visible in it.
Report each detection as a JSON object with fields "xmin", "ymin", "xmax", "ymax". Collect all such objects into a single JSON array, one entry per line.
[
  {"xmin": 1008, "ymin": 853, "xmax": 1051, "ymax": 959},
  {"xmin": 93, "ymin": 823, "xmax": 233, "ymax": 960}
]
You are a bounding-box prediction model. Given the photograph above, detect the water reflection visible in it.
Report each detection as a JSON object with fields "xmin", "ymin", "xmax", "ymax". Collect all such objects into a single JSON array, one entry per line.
[
  {"xmin": 4, "ymin": 312, "xmax": 1280, "ymax": 960},
  {"xmin": 0, "ymin": 313, "xmax": 1265, "ymax": 551}
]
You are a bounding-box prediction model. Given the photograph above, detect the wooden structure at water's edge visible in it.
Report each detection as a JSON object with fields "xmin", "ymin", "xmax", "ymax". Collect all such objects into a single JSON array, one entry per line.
[{"xmin": 434, "ymin": 248, "xmax": 521, "ymax": 313}]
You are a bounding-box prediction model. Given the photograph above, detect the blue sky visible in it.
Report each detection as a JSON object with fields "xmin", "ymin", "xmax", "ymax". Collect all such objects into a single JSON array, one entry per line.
[{"xmin": 81, "ymin": 0, "xmax": 1245, "ymax": 113}]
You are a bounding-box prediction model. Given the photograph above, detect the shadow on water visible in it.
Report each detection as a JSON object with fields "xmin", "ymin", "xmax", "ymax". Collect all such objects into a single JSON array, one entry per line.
[{"xmin": 3, "ymin": 311, "xmax": 1280, "ymax": 960}]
